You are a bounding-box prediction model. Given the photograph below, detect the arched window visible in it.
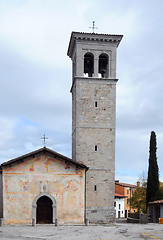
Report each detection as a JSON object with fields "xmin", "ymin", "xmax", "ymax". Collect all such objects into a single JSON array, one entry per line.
[
  {"xmin": 84, "ymin": 53, "xmax": 94, "ymax": 77},
  {"xmin": 98, "ymin": 54, "xmax": 109, "ymax": 78}
]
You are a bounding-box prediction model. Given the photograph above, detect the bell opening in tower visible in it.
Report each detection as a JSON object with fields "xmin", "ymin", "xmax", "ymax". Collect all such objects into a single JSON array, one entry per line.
[
  {"xmin": 84, "ymin": 52, "xmax": 94, "ymax": 77},
  {"xmin": 98, "ymin": 53, "xmax": 109, "ymax": 78}
]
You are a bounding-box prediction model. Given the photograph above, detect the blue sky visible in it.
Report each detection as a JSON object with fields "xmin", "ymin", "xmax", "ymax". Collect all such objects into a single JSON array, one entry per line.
[{"xmin": 0, "ymin": 0, "xmax": 163, "ymax": 184}]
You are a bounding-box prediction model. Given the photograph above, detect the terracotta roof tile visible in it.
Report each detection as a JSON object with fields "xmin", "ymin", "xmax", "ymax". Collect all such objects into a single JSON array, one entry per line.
[
  {"xmin": 115, "ymin": 193, "xmax": 125, "ymax": 198},
  {"xmin": 115, "ymin": 182, "xmax": 137, "ymax": 188}
]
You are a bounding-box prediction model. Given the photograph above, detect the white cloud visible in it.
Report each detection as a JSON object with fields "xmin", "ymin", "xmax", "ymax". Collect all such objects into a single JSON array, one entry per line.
[
  {"xmin": 0, "ymin": 0, "xmax": 163, "ymax": 184},
  {"xmin": 0, "ymin": 117, "xmax": 18, "ymax": 147},
  {"xmin": 0, "ymin": 0, "xmax": 93, "ymax": 67}
]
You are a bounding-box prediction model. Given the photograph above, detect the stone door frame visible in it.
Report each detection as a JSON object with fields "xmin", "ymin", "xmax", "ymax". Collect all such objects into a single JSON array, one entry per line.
[{"xmin": 32, "ymin": 193, "xmax": 56, "ymax": 224}]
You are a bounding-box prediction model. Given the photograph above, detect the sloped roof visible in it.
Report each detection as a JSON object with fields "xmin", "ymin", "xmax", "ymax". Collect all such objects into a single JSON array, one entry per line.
[
  {"xmin": 0, "ymin": 147, "xmax": 88, "ymax": 170},
  {"xmin": 149, "ymin": 200, "xmax": 163, "ymax": 205},
  {"xmin": 115, "ymin": 193, "xmax": 126, "ymax": 198},
  {"xmin": 115, "ymin": 181, "xmax": 137, "ymax": 188}
]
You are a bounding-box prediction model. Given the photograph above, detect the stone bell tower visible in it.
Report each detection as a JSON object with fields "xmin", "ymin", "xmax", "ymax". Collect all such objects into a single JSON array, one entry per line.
[{"xmin": 67, "ymin": 31, "xmax": 123, "ymax": 223}]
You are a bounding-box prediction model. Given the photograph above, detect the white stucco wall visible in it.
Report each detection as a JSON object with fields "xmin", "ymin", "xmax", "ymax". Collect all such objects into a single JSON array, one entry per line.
[{"xmin": 114, "ymin": 197, "xmax": 125, "ymax": 218}]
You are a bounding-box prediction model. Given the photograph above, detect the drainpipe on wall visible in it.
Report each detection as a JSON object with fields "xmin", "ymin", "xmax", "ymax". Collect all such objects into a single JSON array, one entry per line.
[
  {"xmin": 0, "ymin": 168, "xmax": 3, "ymax": 225},
  {"xmin": 84, "ymin": 169, "xmax": 89, "ymax": 226},
  {"xmin": 130, "ymin": 187, "xmax": 131, "ymax": 212},
  {"xmin": 84, "ymin": 170, "xmax": 87, "ymax": 224}
]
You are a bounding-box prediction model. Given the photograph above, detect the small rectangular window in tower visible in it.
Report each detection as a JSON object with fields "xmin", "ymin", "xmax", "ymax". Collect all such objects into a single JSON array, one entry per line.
[
  {"xmin": 95, "ymin": 101, "xmax": 98, "ymax": 108},
  {"xmin": 94, "ymin": 145, "xmax": 98, "ymax": 152},
  {"xmin": 94, "ymin": 185, "xmax": 97, "ymax": 192}
]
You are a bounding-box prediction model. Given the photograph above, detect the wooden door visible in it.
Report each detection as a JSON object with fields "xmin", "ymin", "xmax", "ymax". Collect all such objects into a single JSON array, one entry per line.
[
  {"xmin": 125, "ymin": 210, "xmax": 127, "ymax": 218},
  {"xmin": 36, "ymin": 196, "xmax": 53, "ymax": 223}
]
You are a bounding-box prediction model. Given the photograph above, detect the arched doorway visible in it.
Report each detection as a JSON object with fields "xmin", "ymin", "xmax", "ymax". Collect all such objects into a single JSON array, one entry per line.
[
  {"xmin": 32, "ymin": 193, "xmax": 56, "ymax": 224},
  {"xmin": 36, "ymin": 196, "xmax": 52, "ymax": 223}
]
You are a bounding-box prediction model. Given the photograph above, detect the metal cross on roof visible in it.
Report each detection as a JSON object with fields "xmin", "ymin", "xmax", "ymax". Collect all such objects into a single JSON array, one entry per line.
[
  {"xmin": 41, "ymin": 134, "xmax": 48, "ymax": 147},
  {"xmin": 89, "ymin": 21, "xmax": 98, "ymax": 33}
]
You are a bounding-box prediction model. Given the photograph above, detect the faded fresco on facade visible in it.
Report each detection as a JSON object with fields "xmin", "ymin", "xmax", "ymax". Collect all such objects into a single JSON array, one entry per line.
[{"xmin": 3, "ymin": 153, "xmax": 85, "ymax": 224}]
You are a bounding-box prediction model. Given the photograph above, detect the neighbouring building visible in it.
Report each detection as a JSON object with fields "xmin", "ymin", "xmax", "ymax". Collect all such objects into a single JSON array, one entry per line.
[
  {"xmin": 149, "ymin": 200, "xmax": 163, "ymax": 223},
  {"xmin": 0, "ymin": 31, "xmax": 123, "ymax": 225},
  {"xmin": 115, "ymin": 181, "xmax": 139, "ymax": 218},
  {"xmin": 114, "ymin": 192, "xmax": 125, "ymax": 218}
]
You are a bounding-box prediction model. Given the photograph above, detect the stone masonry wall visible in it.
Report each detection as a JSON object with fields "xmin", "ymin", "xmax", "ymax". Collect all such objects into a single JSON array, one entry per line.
[{"xmin": 72, "ymin": 77, "xmax": 117, "ymax": 223}]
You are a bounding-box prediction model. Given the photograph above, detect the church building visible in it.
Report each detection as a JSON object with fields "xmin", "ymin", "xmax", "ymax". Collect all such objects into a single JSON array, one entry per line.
[{"xmin": 0, "ymin": 31, "xmax": 122, "ymax": 225}]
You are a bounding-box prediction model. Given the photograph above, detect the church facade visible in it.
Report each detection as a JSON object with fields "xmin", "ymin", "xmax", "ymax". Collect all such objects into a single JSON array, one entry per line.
[
  {"xmin": 0, "ymin": 31, "xmax": 122, "ymax": 225},
  {"xmin": 0, "ymin": 147, "xmax": 87, "ymax": 225}
]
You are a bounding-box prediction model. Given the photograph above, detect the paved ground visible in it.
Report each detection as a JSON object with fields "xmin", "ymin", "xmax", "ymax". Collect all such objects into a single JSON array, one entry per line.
[{"xmin": 0, "ymin": 223, "xmax": 163, "ymax": 240}]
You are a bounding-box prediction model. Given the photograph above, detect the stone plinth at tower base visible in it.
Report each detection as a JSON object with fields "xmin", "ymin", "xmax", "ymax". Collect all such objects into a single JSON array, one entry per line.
[{"xmin": 86, "ymin": 207, "xmax": 116, "ymax": 224}]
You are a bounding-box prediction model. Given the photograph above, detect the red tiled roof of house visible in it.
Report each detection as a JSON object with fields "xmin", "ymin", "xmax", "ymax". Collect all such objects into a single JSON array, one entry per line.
[
  {"xmin": 115, "ymin": 181, "xmax": 137, "ymax": 188},
  {"xmin": 115, "ymin": 193, "xmax": 125, "ymax": 198}
]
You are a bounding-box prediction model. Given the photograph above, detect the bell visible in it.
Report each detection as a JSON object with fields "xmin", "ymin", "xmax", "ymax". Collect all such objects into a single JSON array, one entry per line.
[
  {"xmin": 84, "ymin": 65, "xmax": 90, "ymax": 73},
  {"xmin": 100, "ymin": 68, "xmax": 106, "ymax": 74}
]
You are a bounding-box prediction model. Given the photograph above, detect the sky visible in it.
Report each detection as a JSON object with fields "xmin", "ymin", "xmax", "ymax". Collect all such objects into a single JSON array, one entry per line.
[{"xmin": 0, "ymin": 0, "xmax": 163, "ymax": 185}]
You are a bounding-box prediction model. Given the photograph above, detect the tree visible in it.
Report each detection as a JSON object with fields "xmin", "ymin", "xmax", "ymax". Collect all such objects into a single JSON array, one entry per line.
[
  {"xmin": 155, "ymin": 182, "xmax": 163, "ymax": 200},
  {"xmin": 146, "ymin": 131, "xmax": 159, "ymax": 205},
  {"xmin": 129, "ymin": 184, "xmax": 147, "ymax": 213}
]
